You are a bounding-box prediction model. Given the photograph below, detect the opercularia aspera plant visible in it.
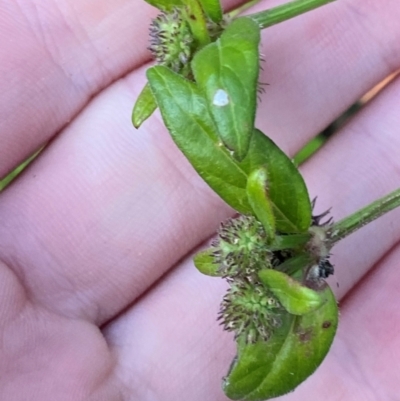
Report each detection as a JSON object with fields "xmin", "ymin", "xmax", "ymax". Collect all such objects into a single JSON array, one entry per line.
[{"xmin": 132, "ymin": 0, "xmax": 400, "ymax": 399}]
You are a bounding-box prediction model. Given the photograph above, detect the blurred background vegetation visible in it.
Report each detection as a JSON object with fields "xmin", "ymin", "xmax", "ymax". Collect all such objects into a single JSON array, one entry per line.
[
  {"xmin": 294, "ymin": 71, "xmax": 398, "ymax": 165},
  {"xmin": 0, "ymin": 151, "xmax": 40, "ymax": 191}
]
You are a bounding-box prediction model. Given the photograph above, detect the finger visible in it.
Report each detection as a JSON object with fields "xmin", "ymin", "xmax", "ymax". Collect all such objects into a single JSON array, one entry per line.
[
  {"xmin": 0, "ymin": 270, "xmax": 118, "ymax": 401},
  {"xmin": 0, "ymin": 0, "xmax": 155, "ymax": 177},
  {"xmin": 0, "ymin": 65, "xmax": 234, "ymax": 325},
  {"xmin": 0, "ymin": 0, "xmax": 245, "ymax": 177},
  {"xmin": 105, "ymin": 75, "xmax": 400, "ymax": 400},
  {"xmin": 253, "ymin": 0, "xmax": 400, "ymax": 155},
  {"xmin": 302, "ymin": 75, "xmax": 400, "ymax": 299},
  {"xmin": 3, "ymin": 0, "xmax": 399, "ymax": 178},
  {"xmin": 278, "ymin": 236, "xmax": 400, "ymax": 400},
  {"xmin": 105, "ymin": 258, "xmax": 232, "ymax": 401}
]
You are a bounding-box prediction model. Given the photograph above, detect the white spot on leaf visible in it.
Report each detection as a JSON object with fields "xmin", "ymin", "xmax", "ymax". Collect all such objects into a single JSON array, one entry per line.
[{"xmin": 213, "ymin": 89, "xmax": 229, "ymax": 107}]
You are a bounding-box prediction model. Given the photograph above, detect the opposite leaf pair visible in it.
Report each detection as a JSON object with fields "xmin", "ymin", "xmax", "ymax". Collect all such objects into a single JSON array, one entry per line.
[
  {"xmin": 194, "ymin": 212, "xmax": 338, "ymax": 400},
  {"xmin": 146, "ymin": 18, "xmax": 312, "ymax": 232}
]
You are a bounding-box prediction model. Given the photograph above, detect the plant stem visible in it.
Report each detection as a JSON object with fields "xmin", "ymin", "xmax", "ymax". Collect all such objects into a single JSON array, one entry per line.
[
  {"xmin": 247, "ymin": 0, "xmax": 336, "ymax": 29},
  {"xmin": 328, "ymin": 188, "xmax": 400, "ymax": 245}
]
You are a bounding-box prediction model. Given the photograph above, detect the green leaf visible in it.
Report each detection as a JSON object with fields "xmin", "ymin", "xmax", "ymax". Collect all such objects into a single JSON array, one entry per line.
[
  {"xmin": 270, "ymin": 234, "xmax": 310, "ymax": 252},
  {"xmin": 147, "ymin": 65, "xmax": 252, "ymax": 214},
  {"xmin": 224, "ymin": 284, "xmax": 338, "ymax": 400},
  {"xmin": 193, "ymin": 248, "xmax": 220, "ymax": 276},
  {"xmin": 246, "ymin": 167, "xmax": 275, "ymax": 242},
  {"xmin": 184, "ymin": 0, "xmax": 211, "ymax": 47},
  {"xmin": 198, "ymin": 0, "xmax": 223, "ymax": 22},
  {"xmin": 147, "ymin": 67, "xmax": 311, "ymax": 232},
  {"xmin": 240, "ymin": 129, "xmax": 312, "ymax": 233},
  {"xmin": 192, "ymin": 17, "xmax": 260, "ymax": 161},
  {"xmin": 258, "ymin": 269, "xmax": 326, "ymax": 315},
  {"xmin": 143, "ymin": 0, "xmax": 183, "ymax": 11},
  {"xmin": 132, "ymin": 83, "xmax": 157, "ymax": 128}
]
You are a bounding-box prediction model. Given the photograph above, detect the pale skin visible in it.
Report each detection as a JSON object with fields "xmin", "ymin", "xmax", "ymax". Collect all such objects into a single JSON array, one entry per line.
[{"xmin": 1, "ymin": 0, "xmax": 400, "ymax": 400}]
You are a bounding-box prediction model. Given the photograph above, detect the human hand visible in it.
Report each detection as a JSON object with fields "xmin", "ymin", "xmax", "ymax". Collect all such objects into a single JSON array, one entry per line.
[{"xmin": 1, "ymin": 0, "xmax": 400, "ymax": 400}]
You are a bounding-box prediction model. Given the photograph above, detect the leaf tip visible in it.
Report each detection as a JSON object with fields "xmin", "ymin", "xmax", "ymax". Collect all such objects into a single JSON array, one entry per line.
[{"xmin": 132, "ymin": 82, "xmax": 158, "ymax": 129}]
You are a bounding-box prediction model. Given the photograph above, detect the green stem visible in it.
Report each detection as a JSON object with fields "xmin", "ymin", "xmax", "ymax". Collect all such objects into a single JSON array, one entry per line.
[
  {"xmin": 328, "ymin": 187, "xmax": 400, "ymax": 245},
  {"xmin": 247, "ymin": 0, "xmax": 336, "ymax": 29}
]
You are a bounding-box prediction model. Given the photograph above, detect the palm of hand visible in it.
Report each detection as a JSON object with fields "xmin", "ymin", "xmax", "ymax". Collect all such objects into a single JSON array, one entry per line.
[{"xmin": 1, "ymin": 1, "xmax": 400, "ymax": 400}]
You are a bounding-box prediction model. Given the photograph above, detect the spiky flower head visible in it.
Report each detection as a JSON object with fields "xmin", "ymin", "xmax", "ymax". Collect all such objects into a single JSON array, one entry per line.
[
  {"xmin": 149, "ymin": 9, "xmax": 194, "ymax": 73},
  {"xmin": 219, "ymin": 279, "xmax": 284, "ymax": 343},
  {"xmin": 211, "ymin": 215, "xmax": 273, "ymax": 280}
]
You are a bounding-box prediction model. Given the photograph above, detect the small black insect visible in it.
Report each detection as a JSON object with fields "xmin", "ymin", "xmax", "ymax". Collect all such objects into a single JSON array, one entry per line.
[
  {"xmin": 306, "ymin": 258, "xmax": 335, "ymax": 283},
  {"xmin": 318, "ymin": 258, "xmax": 334, "ymax": 279}
]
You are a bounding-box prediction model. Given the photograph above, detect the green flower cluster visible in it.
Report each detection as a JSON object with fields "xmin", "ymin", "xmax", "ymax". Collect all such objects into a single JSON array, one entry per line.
[
  {"xmin": 148, "ymin": 9, "xmax": 193, "ymax": 73},
  {"xmin": 211, "ymin": 215, "xmax": 272, "ymax": 279},
  {"xmin": 219, "ymin": 279, "xmax": 283, "ymax": 343},
  {"xmin": 210, "ymin": 215, "xmax": 283, "ymax": 343}
]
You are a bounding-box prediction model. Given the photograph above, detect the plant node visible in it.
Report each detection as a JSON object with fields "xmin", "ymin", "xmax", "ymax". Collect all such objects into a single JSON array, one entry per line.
[{"xmin": 206, "ymin": 15, "xmax": 231, "ymax": 41}]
